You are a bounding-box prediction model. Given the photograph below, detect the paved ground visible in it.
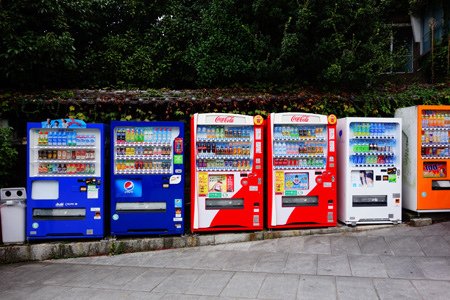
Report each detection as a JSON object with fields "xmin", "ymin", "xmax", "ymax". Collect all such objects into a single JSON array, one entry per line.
[{"xmin": 1, "ymin": 222, "xmax": 450, "ymax": 299}]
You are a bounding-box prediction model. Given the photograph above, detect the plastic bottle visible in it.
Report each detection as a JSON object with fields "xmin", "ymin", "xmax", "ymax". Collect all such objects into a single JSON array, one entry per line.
[
  {"xmin": 63, "ymin": 131, "xmax": 68, "ymax": 146},
  {"xmin": 273, "ymin": 143, "xmax": 278, "ymax": 156},
  {"xmin": 46, "ymin": 131, "xmax": 51, "ymax": 146},
  {"xmin": 283, "ymin": 142, "xmax": 288, "ymax": 155},
  {"xmin": 143, "ymin": 128, "xmax": 148, "ymax": 143},
  {"xmin": 140, "ymin": 128, "xmax": 145, "ymax": 142},
  {"xmin": 72, "ymin": 131, "xmax": 77, "ymax": 146},
  {"xmin": 355, "ymin": 123, "xmax": 362, "ymax": 137},
  {"xmin": 369, "ymin": 124, "xmax": 375, "ymax": 136},
  {"xmin": 422, "ymin": 113, "xmax": 427, "ymax": 128},
  {"xmin": 430, "ymin": 112, "xmax": 436, "ymax": 127},
  {"xmin": 135, "ymin": 128, "xmax": 140, "ymax": 143},
  {"xmin": 67, "ymin": 132, "xmax": 71, "ymax": 146},
  {"xmin": 274, "ymin": 126, "xmax": 280, "ymax": 139},
  {"xmin": 439, "ymin": 114, "xmax": 445, "ymax": 127}
]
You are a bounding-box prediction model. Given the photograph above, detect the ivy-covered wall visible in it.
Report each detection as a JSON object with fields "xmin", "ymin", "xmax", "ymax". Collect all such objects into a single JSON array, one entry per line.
[{"xmin": 0, "ymin": 84, "xmax": 449, "ymax": 187}]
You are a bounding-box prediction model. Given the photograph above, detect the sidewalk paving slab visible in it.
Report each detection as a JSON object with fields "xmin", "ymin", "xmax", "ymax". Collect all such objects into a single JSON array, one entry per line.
[
  {"xmin": 373, "ymin": 278, "xmax": 421, "ymax": 300},
  {"xmin": 317, "ymin": 254, "xmax": 351, "ymax": 276},
  {"xmin": 336, "ymin": 277, "xmax": 378, "ymax": 300},
  {"xmin": 2, "ymin": 221, "xmax": 450, "ymax": 299},
  {"xmin": 257, "ymin": 273, "xmax": 299, "ymax": 300},
  {"xmin": 297, "ymin": 275, "xmax": 336, "ymax": 300}
]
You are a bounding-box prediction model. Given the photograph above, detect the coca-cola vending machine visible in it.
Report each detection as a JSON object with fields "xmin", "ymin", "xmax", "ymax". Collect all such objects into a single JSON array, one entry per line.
[
  {"xmin": 191, "ymin": 113, "xmax": 264, "ymax": 232},
  {"xmin": 266, "ymin": 112, "xmax": 337, "ymax": 229}
]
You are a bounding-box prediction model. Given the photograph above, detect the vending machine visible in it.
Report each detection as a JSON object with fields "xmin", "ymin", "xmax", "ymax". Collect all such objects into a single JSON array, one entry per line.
[
  {"xmin": 191, "ymin": 113, "xmax": 264, "ymax": 232},
  {"xmin": 395, "ymin": 105, "xmax": 450, "ymax": 212},
  {"xmin": 110, "ymin": 121, "xmax": 185, "ymax": 236},
  {"xmin": 337, "ymin": 118, "xmax": 402, "ymax": 225},
  {"xmin": 266, "ymin": 113, "xmax": 337, "ymax": 229},
  {"xmin": 26, "ymin": 119, "xmax": 105, "ymax": 240}
]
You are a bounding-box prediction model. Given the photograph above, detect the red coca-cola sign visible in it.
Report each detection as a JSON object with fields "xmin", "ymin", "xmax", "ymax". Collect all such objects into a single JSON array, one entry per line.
[
  {"xmin": 215, "ymin": 116, "xmax": 235, "ymax": 123},
  {"xmin": 291, "ymin": 115, "xmax": 310, "ymax": 123}
]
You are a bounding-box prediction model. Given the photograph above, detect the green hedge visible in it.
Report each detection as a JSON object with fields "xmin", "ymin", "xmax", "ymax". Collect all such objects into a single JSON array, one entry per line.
[
  {"xmin": 1, "ymin": 84, "xmax": 449, "ymax": 128},
  {"xmin": 0, "ymin": 84, "xmax": 449, "ymax": 187}
]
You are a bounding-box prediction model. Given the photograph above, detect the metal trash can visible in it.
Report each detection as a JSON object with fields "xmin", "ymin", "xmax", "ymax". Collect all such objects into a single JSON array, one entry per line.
[{"xmin": 1, "ymin": 188, "xmax": 26, "ymax": 244}]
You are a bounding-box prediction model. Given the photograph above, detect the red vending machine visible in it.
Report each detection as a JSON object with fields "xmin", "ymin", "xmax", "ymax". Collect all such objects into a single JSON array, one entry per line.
[
  {"xmin": 266, "ymin": 112, "xmax": 337, "ymax": 229},
  {"xmin": 191, "ymin": 113, "xmax": 264, "ymax": 232}
]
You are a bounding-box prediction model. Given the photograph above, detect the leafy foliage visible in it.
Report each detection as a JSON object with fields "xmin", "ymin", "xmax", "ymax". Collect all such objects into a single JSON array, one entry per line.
[
  {"xmin": 0, "ymin": 127, "xmax": 18, "ymax": 188},
  {"xmin": 0, "ymin": 0, "xmax": 424, "ymax": 90}
]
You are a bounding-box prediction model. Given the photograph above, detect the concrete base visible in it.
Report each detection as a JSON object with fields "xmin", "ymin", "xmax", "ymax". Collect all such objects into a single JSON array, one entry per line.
[
  {"xmin": 410, "ymin": 218, "xmax": 433, "ymax": 227},
  {"xmin": 0, "ymin": 224, "xmax": 399, "ymax": 264}
]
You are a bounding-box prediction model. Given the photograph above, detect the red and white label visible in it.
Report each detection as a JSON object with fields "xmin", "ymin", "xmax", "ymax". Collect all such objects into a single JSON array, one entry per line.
[
  {"xmin": 291, "ymin": 115, "xmax": 310, "ymax": 123},
  {"xmin": 215, "ymin": 116, "xmax": 235, "ymax": 123}
]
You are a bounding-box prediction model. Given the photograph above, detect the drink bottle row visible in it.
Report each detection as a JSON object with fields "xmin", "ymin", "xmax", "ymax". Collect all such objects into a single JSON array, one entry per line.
[
  {"xmin": 352, "ymin": 142, "xmax": 394, "ymax": 153},
  {"xmin": 421, "ymin": 131, "xmax": 450, "ymax": 144},
  {"xmin": 38, "ymin": 131, "xmax": 95, "ymax": 146},
  {"xmin": 273, "ymin": 158, "xmax": 326, "ymax": 168},
  {"xmin": 197, "ymin": 126, "xmax": 251, "ymax": 139},
  {"xmin": 351, "ymin": 155, "xmax": 395, "ymax": 165},
  {"xmin": 351, "ymin": 123, "xmax": 395, "ymax": 137},
  {"xmin": 116, "ymin": 160, "xmax": 171, "ymax": 172},
  {"xmin": 197, "ymin": 142, "xmax": 251, "ymax": 156},
  {"xmin": 116, "ymin": 127, "xmax": 173, "ymax": 144},
  {"xmin": 38, "ymin": 150, "xmax": 95, "ymax": 161},
  {"xmin": 421, "ymin": 147, "xmax": 450, "ymax": 157},
  {"xmin": 116, "ymin": 146, "xmax": 172, "ymax": 156},
  {"xmin": 38, "ymin": 163, "xmax": 95, "ymax": 175},
  {"xmin": 422, "ymin": 111, "xmax": 450, "ymax": 128},
  {"xmin": 274, "ymin": 126, "xmax": 326, "ymax": 139},
  {"xmin": 273, "ymin": 142, "xmax": 325, "ymax": 156},
  {"xmin": 197, "ymin": 159, "xmax": 251, "ymax": 170}
]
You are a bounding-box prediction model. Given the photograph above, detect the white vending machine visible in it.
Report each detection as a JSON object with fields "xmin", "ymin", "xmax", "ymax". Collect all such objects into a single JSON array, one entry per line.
[{"xmin": 337, "ymin": 118, "xmax": 402, "ymax": 225}]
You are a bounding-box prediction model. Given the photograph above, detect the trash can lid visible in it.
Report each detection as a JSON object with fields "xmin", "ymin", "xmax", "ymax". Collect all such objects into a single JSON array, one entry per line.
[{"xmin": 1, "ymin": 200, "xmax": 26, "ymax": 206}]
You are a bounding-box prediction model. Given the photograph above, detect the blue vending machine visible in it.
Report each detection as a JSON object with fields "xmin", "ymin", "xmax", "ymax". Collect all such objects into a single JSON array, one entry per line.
[
  {"xmin": 26, "ymin": 119, "xmax": 106, "ymax": 240},
  {"xmin": 110, "ymin": 121, "xmax": 185, "ymax": 236}
]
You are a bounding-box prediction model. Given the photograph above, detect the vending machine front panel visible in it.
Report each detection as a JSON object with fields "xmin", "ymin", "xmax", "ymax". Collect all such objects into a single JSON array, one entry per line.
[
  {"xmin": 416, "ymin": 106, "xmax": 450, "ymax": 210},
  {"xmin": 337, "ymin": 118, "xmax": 402, "ymax": 225},
  {"xmin": 191, "ymin": 113, "xmax": 264, "ymax": 232},
  {"xmin": 26, "ymin": 122, "xmax": 105, "ymax": 240},
  {"xmin": 267, "ymin": 113, "xmax": 337, "ymax": 229},
  {"xmin": 110, "ymin": 121, "xmax": 185, "ymax": 236}
]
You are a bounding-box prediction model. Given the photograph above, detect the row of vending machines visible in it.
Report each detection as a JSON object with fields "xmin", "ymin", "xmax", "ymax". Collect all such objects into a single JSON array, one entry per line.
[{"xmin": 25, "ymin": 105, "xmax": 450, "ymax": 240}]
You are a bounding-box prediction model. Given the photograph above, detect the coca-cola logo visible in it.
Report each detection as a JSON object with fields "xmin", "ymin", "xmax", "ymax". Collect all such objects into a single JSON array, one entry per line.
[
  {"xmin": 291, "ymin": 115, "xmax": 310, "ymax": 122},
  {"xmin": 215, "ymin": 116, "xmax": 235, "ymax": 123}
]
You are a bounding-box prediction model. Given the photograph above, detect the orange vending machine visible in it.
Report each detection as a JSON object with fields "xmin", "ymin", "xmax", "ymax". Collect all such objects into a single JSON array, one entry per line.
[{"xmin": 395, "ymin": 105, "xmax": 450, "ymax": 212}]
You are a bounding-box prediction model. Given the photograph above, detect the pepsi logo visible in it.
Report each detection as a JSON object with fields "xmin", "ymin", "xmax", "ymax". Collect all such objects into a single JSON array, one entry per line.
[{"xmin": 124, "ymin": 181, "xmax": 134, "ymax": 193}]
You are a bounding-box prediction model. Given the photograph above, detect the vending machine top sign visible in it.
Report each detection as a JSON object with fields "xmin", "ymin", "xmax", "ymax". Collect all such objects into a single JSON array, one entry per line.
[
  {"xmin": 272, "ymin": 113, "xmax": 333, "ymax": 125},
  {"xmin": 197, "ymin": 113, "xmax": 254, "ymax": 125},
  {"xmin": 41, "ymin": 118, "xmax": 87, "ymax": 129}
]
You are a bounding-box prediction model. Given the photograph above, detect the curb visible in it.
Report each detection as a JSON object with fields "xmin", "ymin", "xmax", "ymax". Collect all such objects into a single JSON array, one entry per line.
[{"xmin": 0, "ymin": 223, "xmax": 401, "ymax": 264}]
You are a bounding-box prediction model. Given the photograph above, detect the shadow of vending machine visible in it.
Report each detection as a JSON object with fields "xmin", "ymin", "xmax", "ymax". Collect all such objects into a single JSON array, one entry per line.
[
  {"xmin": 395, "ymin": 105, "xmax": 450, "ymax": 212},
  {"xmin": 26, "ymin": 119, "xmax": 106, "ymax": 240},
  {"xmin": 191, "ymin": 113, "xmax": 264, "ymax": 232},
  {"xmin": 266, "ymin": 113, "xmax": 337, "ymax": 229},
  {"xmin": 110, "ymin": 121, "xmax": 185, "ymax": 236},
  {"xmin": 337, "ymin": 117, "xmax": 402, "ymax": 225}
]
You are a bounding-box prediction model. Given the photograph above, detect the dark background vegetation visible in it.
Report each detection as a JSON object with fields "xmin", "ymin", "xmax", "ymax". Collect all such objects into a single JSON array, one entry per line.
[
  {"xmin": 0, "ymin": 0, "xmax": 449, "ymax": 187},
  {"xmin": 2, "ymin": 0, "xmax": 446, "ymax": 90}
]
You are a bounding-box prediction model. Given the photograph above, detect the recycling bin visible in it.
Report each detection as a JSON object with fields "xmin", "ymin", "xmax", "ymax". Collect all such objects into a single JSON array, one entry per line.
[{"xmin": 1, "ymin": 188, "xmax": 26, "ymax": 244}]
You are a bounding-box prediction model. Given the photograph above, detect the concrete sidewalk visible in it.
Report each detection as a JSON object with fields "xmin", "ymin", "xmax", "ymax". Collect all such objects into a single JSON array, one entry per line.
[{"xmin": 1, "ymin": 222, "xmax": 450, "ymax": 299}]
